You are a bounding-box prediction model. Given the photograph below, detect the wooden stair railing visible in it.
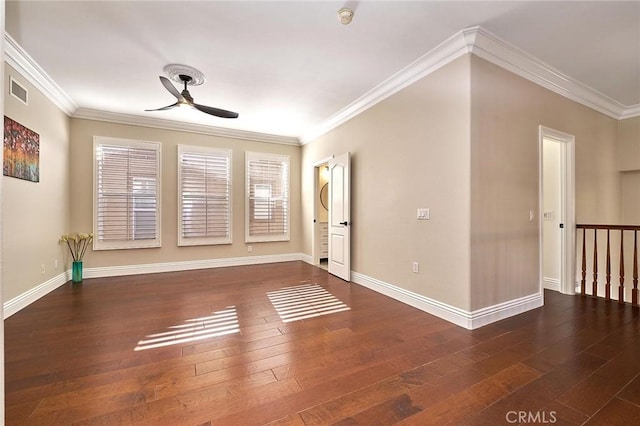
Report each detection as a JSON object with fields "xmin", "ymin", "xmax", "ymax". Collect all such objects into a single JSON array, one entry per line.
[{"xmin": 577, "ymin": 224, "xmax": 639, "ymax": 305}]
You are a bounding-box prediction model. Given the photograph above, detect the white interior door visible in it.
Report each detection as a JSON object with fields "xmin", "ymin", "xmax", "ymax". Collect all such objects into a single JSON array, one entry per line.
[
  {"xmin": 542, "ymin": 138, "xmax": 563, "ymax": 292},
  {"xmin": 539, "ymin": 126, "xmax": 575, "ymax": 295},
  {"xmin": 328, "ymin": 152, "xmax": 351, "ymax": 281}
]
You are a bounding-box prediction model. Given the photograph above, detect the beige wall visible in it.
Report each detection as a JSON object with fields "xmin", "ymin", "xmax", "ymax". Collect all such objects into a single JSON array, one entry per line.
[
  {"xmin": 302, "ymin": 56, "xmax": 472, "ymax": 310},
  {"xmin": 3, "ymin": 64, "xmax": 71, "ymax": 301},
  {"xmin": 469, "ymin": 56, "xmax": 620, "ymax": 309},
  {"xmin": 621, "ymin": 172, "xmax": 640, "ymax": 225},
  {"xmin": 617, "ymin": 117, "xmax": 640, "ymax": 172},
  {"xmin": 617, "ymin": 117, "xmax": 640, "ymax": 225},
  {"xmin": 69, "ymin": 119, "xmax": 301, "ymax": 269}
]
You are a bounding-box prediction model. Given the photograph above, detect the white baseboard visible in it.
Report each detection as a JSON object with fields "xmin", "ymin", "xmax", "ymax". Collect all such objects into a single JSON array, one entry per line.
[
  {"xmin": 84, "ymin": 253, "xmax": 303, "ymax": 278},
  {"xmin": 543, "ymin": 277, "xmax": 561, "ymax": 292},
  {"xmin": 4, "ymin": 253, "xmax": 304, "ymax": 318},
  {"xmin": 300, "ymin": 253, "xmax": 314, "ymax": 265},
  {"xmin": 3, "ymin": 271, "xmax": 70, "ymax": 318},
  {"xmin": 351, "ymin": 271, "xmax": 543, "ymax": 330},
  {"xmin": 469, "ymin": 291, "xmax": 543, "ymax": 329}
]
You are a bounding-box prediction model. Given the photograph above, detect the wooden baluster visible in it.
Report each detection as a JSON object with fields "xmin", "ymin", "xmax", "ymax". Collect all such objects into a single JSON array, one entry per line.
[
  {"xmin": 619, "ymin": 230, "xmax": 625, "ymax": 303},
  {"xmin": 633, "ymin": 230, "xmax": 638, "ymax": 306},
  {"xmin": 581, "ymin": 229, "xmax": 587, "ymax": 295},
  {"xmin": 605, "ymin": 229, "xmax": 611, "ymax": 300},
  {"xmin": 592, "ymin": 229, "xmax": 598, "ymax": 297}
]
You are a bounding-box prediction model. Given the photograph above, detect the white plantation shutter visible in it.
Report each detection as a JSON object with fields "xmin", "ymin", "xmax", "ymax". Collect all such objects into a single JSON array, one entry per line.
[
  {"xmin": 246, "ymin": 152, "xmax": 290, "ymax": 242},
  {"xmin": 93, "ymin": 137, "xmax": 161, "ymax": 250},
  {"xmin": 178, "ymin": 145, "xmax": 232, "ymax": 246}
]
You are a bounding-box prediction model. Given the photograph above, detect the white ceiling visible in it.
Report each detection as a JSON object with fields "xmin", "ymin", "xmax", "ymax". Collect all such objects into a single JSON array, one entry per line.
[{"xmin": 5, "ymin": 1, "xmax": 640, "ymax": 141}]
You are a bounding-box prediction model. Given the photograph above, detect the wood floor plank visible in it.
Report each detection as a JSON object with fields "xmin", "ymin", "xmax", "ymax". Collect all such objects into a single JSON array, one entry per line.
[
  {"xmin": 463, "ymin": 351, "xmax": 608, "ymax": 425},
  {"xmin": 298, "ymin": 375, "xmax": 423, "ymax": 424},
  {"xmin": 559, "ymin": 344, "xmax": 640, "ymax": 416},
  {"xmin": 542, "ymin": 400, "xmax": 589, "ymax": 425},
  {"xmin": 618, "ymin": 373, "xmax": 640, "ymax": 406},
  {"xmin": 396, "ymin": 378, "xmax": 511, "ymax": 425},
  {"xmin": 209, "ymin": 360, "xmax": 404, "ymax": 425},
  {"xmin": 585, "ymin": 397, "xmax": 640, "ymax": 425}
]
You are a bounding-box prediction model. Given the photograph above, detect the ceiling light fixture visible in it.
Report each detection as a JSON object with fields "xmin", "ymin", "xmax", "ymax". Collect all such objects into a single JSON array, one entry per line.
[{"xmin": 337, "ymin": 8, "xmax": 354, "ymax": 25}]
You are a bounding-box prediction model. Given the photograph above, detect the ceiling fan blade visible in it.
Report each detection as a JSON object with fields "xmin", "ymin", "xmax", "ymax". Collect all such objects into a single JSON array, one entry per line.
[
  {"xmin": 159, "ymin": 76, "xmax": 183, "ymax": 101},
  {"xmin": 145, "ymin": 102, "xmax": 179, "ymax": 112},
  {"xmin": 193, "ymin": 103, "xmax": 239, "ymax": 119}
]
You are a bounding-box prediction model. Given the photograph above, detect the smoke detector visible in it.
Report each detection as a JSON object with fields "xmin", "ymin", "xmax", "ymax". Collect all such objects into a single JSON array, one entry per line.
[{"xmin": 337, "ymin": 8, "xmax": 354, "ymax": 25}]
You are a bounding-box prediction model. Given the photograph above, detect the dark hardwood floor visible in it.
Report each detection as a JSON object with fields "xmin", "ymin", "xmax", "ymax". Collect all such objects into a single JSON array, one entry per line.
[{"xmin": 5, "ymin": 261, "xmax": 640, "ymax": 425}]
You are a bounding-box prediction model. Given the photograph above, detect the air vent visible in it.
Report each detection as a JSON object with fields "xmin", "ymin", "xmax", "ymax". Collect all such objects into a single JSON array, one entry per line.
[{"xmin": 10, "ymin": 76, "xmax": 28, "ymax": 105}]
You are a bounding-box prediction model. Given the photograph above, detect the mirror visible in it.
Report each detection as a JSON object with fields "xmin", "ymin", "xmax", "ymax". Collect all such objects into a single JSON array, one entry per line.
[{"xmin": 320, "ymin": 183, "xmax": 329, "ymax": 210}]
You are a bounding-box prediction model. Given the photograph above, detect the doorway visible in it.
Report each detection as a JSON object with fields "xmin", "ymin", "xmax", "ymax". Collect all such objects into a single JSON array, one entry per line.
[
  {"xmin": 542, "ymin": 138, "xmax": 562, "ymax": 291},
  {"xmin": 539, "ymin": 126, "xmax": 576, "ymax": 295},
  {"xmin": 313, "ymin": 156, "xmax": 333, "ymax": 267},
  {"xmin": 315, "ymin": 162, "xmax": 330, "ymax": 269}
]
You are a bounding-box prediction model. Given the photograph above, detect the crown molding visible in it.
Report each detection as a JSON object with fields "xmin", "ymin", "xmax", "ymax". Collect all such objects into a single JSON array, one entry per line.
[
  {"xmin": 620, "ymin": 104, "xmax": 640, "ymax": 120},
  {"xmin": 4, "ymin": 32, "xmax": 77, "ymax": 115},
  {"xmin": 301, "ymin": 27, "xmax": 474, "ymax": 144},
  {"xmin": 5, "ymin": 28, "xmax": 637, "ymax": 146},
  {"xmin": 302, "ymin": 26, "xmax": 636, "ymax": 144},
  {"xmin": 468, "ymin": 27, "xmax": 626, "ymax": 120},
  {"xmin": 73, "ymin": 108, "xmax": 301, "ymax": 146}
]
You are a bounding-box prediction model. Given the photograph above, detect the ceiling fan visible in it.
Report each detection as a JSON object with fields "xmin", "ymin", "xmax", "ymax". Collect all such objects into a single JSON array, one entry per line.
[{"xmin": 146, "ymin": 66, "xmax": 238, "ymax": 119}]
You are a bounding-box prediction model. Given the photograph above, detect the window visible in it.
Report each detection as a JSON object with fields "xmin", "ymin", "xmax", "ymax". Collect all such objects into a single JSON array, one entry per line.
[
  {"xmin": 178, "ymin": 145, "xmax": 232, "ymax": 246},
  {"xmin": 253, "ymin": 184, "xmax": 272, "ymax": 221},
  {"xmin": 246, "ymin": 152, "xmax": 290, "ymax": 242},
  {"xmin": 93, "ymin": 137, "xmax": 161, "ymax": 250}
]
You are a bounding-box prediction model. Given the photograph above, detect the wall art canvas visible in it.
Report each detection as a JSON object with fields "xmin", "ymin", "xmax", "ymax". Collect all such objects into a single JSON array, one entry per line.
[{"xmin": 4, "ymin": 116, "xmax": 40, "ymax": 182}]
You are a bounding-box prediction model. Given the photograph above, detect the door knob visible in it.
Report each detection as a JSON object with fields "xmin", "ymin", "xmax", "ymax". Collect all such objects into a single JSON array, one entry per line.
[{"xmin": 339, "ymin": 221, "xmax": 348, "ymax": 226}]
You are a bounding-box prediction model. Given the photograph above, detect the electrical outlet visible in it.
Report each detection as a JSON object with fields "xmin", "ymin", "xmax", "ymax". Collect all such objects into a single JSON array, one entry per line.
[
  {"xmin": 54, "ymin": 259, "xmax": 59, "ymax": 270},
  {"xmin": 247, "ymin": 245, "xmax": 253, "ymax": 253},
  {"xmin": 417, "ymin": 208, "xmax": 430, "ymax": 220},
  {"xmin": 41, "ymin": 264, "xmax": 46, "ymax": 275},
  {"xmin": 412, "ymin": 262, "xmax": 419, "ymax": 273}
]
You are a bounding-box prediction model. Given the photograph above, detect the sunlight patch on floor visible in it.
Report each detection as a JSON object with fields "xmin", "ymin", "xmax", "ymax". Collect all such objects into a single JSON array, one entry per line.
[
  {"xmin": 267, "ymin": 284, "xmax": 350, "ymax": 323},
  {"xmin": 134, "ymin": 306, "xmax": 239, "ymax": 351}
]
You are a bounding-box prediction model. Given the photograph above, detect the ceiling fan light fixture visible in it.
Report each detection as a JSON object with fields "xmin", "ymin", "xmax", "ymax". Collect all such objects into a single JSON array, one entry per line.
[
  {"xmin": 146, "ymin": 70, "xmax": 239, "ymax": 119},
  {"xmin": 337, "ymin": 8, "xmax": 354, "ymax": 25}
]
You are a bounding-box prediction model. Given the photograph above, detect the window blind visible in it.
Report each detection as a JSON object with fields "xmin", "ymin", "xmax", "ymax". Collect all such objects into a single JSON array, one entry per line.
[
  {"xmin": 178, "ymin": 145, "xmax": 232, "ymax": 246},
  {"xmin": 94, "ymin": 137, "xmax": 161, "ymax": 250},
  {"xmin": 246, "ymin": 152, "xmax": 290, "ymax": 242}
]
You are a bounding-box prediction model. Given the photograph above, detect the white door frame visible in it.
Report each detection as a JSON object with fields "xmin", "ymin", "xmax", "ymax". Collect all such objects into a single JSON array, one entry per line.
[
  {"xmin": 539, "ymin": 126, "xmax": 576, "ymax": 295},
  {"xmin": 312, "ymin": 156, "xmax": 334, "ymax": 265}
]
